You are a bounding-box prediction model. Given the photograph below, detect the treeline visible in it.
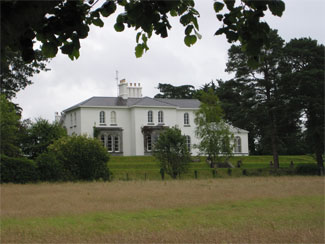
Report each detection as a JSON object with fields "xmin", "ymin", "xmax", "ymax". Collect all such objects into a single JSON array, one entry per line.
[
  {"xmin": 154, "ymin": 31, "xmax": 324, "ymax": 168},
  {"xmin": 0, "ymin": 97, "xmax": 110, "ymax": 183}
]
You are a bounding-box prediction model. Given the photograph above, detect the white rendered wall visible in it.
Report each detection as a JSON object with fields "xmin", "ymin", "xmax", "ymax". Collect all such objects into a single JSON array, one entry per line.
[{"xmin": 62, "ymin": 105, "xmax": 249, "ymax": 156}]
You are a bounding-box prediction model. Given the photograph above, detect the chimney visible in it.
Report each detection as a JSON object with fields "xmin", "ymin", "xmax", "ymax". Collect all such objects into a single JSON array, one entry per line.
[
  {"xmin": 118, "ymin": 79, "xmax": 128, "ymax": 99},
  {"xmin": 118, "ymin": 79, "xmax": 143, "ymax": 99}
]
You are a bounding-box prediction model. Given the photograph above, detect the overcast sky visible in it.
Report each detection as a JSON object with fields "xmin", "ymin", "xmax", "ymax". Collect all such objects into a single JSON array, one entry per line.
[{"xmin": 13, "ymin": 0, "xmax": 325, "ymax": 122}]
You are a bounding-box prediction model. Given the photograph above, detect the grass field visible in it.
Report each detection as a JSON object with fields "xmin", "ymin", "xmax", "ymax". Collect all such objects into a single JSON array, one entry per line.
[
  {"xmin": 1, "ymin": 176, "xmax": 324, "ymax": 243},
  {"xmin": 108, "ymin": 155, "xmax": 316, "ymax": 180}
]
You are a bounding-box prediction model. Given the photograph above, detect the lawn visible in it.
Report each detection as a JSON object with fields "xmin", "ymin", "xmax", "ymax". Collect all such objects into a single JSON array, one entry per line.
[
  {"xmin": 1, "ymin": 176, "xmax": 324, "ymax": 243},
  {"xmin": 108, "ymin": 155, "xmax": 316, "ymax": 180}
]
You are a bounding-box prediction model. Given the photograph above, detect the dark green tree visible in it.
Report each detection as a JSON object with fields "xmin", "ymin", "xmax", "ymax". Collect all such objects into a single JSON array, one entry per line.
[
  {"xmin": 194, "ymin": 89, "xmax": 234, "ymax": 166},
  {"xmin": 153, "ymin": 127, "xmax": 191, "ymax": 179},
  {"xmin": 0, "ymin": 95, "xmax": 21, "ymax": 157},
  {"xmin": 225, "ymin": 30, "xmax": 293, "ymax": 168},
  {"xmin": 280, "ymin": 38, "xmax": 324, "ymax": 168},
  {"xmin": 21, "ymin": 118, "xmax": 67, "ymax": 159},
  {"xmin": 154, "ymin": 83, "xmax": 196, "ymax": 99},
  {"xmin": 1, "ymin": 48, "xmax": 50, "ymax": 99}
]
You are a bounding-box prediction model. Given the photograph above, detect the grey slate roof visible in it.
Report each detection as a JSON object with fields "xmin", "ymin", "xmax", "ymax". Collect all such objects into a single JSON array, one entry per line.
[{"xmin": 63, "ymin": 96, "xmax": 200, "ymax": 112}]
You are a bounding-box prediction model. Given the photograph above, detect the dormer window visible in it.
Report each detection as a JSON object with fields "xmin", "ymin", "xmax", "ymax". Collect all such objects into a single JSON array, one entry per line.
[
  {"xmin": 184, "ymin": 113, "xmax": 189, "ymax": 125},
  {"xmin": 158, "ymin": 111, "xmax": 164, "ymax": 124},
  {"xmin": 111, "ymin": 111, "xmax": 116, "ymax": 125},
  {"xmin": 99, "ymin": 111, "xmax": 105, "ymax": 124},
  {"xmin": 148, "ymin": 110, "xmax": 153, "ymax": 123}
]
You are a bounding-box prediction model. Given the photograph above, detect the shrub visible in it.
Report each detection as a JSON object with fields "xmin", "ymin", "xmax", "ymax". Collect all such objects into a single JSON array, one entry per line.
[
  {"xmin": 0, "ymin": 154, "xmax": 38, "ymax": 183},
  {"xmin": 48, "ymin": 135, "xmax": 110, "ymax": 181},
  {"xmin": 36, "ymin": 152, "xmax": 66, "ymax": 181},
  {"xmin": 295, "ymin": 163, "xmax": 321, "ymax": 175}
]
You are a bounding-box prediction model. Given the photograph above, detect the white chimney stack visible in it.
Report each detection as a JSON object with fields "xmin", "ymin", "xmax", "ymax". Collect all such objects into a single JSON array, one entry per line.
[
  {"xmin": 118, "ymin": 79, "xmax": 142, "ymax": 99},
  {"xmin": 55, "ymin": 112, "xmax": 61, "ymax": 123}
]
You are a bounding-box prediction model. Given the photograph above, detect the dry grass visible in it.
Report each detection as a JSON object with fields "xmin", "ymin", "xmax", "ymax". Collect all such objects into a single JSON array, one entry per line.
[{"xmin": 1, "ymin": 176, "xmax": 324, "ymax": 243}]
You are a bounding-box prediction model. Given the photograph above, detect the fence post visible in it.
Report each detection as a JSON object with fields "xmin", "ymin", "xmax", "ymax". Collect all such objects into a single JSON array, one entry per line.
[
  {"xmin": 145, "ymin": 173, "xmax": 147, "ymax": 180},
  {"xmin": 212, "ymin": 169, "xmax": 216, "ymax": 178},
  {"xmin": 160, "ymin": 168, "xmax": 165, "ymax": 180},
  {"xmin": 126, "ymin": 173, "xmax": 129, "ymax": 181},
  {"xmin": 194, "ymin": 170, "xmax": 198, "ymax": 179}
]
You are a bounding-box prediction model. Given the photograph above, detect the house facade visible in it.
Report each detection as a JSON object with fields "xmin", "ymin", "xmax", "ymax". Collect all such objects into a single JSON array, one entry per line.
[{"xmin": 58, "ymin": 79, "xmax": 249, "ymax": 156}]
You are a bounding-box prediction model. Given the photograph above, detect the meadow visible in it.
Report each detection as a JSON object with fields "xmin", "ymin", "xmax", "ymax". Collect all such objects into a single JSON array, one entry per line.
[{"xmin": 1, "ymin": 176, "xmax": 324, "ymax": 243}]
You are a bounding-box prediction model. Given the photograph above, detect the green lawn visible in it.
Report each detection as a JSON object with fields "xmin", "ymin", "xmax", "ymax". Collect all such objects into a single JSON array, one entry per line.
[{"xmin": 108, "ymin": 155, "xmax": 316, "ymax": 180}]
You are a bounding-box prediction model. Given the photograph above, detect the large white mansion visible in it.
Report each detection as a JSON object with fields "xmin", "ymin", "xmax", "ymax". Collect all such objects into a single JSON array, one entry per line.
[{"xmin": 58, "ymin": 79, "xmax": 249, "ymax": 156}]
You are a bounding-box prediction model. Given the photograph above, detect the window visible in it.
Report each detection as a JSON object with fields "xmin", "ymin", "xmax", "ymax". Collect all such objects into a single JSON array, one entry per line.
[
  {"xmin": 99, "ymin": 111, "xmax": 105, "ymax": 124},
  {"xmin": 186, "ymin": 135, "xmax": 191, "ymax": 152},
  {"xmin": 148, "ymin": 110, "xmax": 153, "ymax": 123},
  {"xmin": 234, "ymin": 136, "xmax": 242, "ymax": 153},
  {"xmin": 147, "ymin": 135, "xmax": 152, "ymax": 151},
  {"xmin": 184, "ymin": 113, "xmax": 189, "ymax": 125},
  {"xmin": 158, "ymin": 111, "xmax": 164, "ymax": 123},
  {"xmin": 107, "ymin": 136, "xmax": 113, "ymax": 152},
  {"xmin": 100, "ymin": 135, "xmax": 105, "ymax": 146},
  {"xmin": 111, "ymin": 111, "xmax": 116, "ymax": 124},
  {"xmin": 114, "ymin": 136, "xmax": 119, "ymax": 152}
]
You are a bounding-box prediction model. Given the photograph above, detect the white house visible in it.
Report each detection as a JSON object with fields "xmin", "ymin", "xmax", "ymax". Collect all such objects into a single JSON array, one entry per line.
[{"xmin": 58, "ymin": 79, "xmax": 249, "ymax": 156}]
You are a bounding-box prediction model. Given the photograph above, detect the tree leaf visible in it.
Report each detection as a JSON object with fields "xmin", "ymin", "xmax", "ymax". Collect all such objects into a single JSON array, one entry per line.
[
  {"xmin": 185, "ymin": 25, "xmax": 194, "ymax": 35},
  {"xmin": 135, "ymin": 44, "xmax": 144, "ymax": 58},
  {"xmin": 114, "ymin": 23, "xmax": 125, "ymax": 32},
  {"xmin": 184, "ymin": 35, "xmax": 197, "ymax": 47},
  {"xmin": 213, "ymin": 2, "xmax": 224, "ymax": 13},
  {"xmin": 92, "ymin": 18, "xmax": 104, "ymax": 27},
  {"xmin": 41, "ymin": 42, "xmax": 58, "ymax": 58},
  {"xmin": 268, "ymin": 0, "xmax": 285, "ymax": 17}
]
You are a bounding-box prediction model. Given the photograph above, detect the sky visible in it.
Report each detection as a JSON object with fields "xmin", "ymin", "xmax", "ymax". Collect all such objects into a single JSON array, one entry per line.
[{"xmin": 13, "ymin": 0, "xmax": 325, "ymax": 122}]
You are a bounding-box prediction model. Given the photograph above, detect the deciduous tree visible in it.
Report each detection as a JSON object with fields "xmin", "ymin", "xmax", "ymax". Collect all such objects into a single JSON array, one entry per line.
[
  {"xmin": 194, "ymin": 89, "xmax": 234, "ymax": 166},
  {"xmin": 153, "ymin": 127, "xmax": 191, "ymax": 179}
]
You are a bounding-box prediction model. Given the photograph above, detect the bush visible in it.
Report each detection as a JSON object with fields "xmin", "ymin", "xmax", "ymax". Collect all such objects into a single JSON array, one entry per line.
[
  {"xmin": 153, "ymin": 127, "xmax": 191, "ymax": 179},
  {"xmin": 295, "ymin": 163, "xmax": 321, "ymax": 175},
  {"xmin": 0, "ymin": 154, "xmax": 38, "ymax": 183},
  {"xmin": 48, "ymin": 135, "xmax": 110, "ymax": 181},
  {"xmin": 36, "ymin": 152, "xmax": 66, "ymax": 181}
]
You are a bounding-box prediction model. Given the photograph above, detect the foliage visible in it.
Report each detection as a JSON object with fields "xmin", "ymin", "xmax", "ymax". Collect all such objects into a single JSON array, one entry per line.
[
  {"xmin": 280, "ymin": 38, "xmax": 324, "ymax": 168},
  {"xmin": 195, "ymin": 89, "xmax": 234, "ymax": 165},
  {"xmin": 47, "ymin": 135, "xmax": 110, "ymax": 181},
  {"xmin": 153, "ymin": 127, "xmax": 191, "ymax": 179},
  {"xmin": 0, "ymin": 95, "xmax": 21, "ymax": 157},
  {"xmin": 0, "ymin": 48, "xmax": 50, "ymax": 99},
  {"xmin": 21, "ymin": 118, "xmax": 67, "ymax": 159},
  {"xmin": 154, "ymin": 83, "xmax": 196, "ymax": 99},
  {"xmin": 36, "ymin": 152, "xmax": 65, "ymax": 181},
  {"xmin": 295, "ymin": 164, "xmax": 321, "ymax": 175},
  {"xmin": 1, "ymin": 0, "xmax": 284, "ymax": 66},
  {"xmin": 0, "ymin": 154, "xmax": 39, "ymax": 183}
]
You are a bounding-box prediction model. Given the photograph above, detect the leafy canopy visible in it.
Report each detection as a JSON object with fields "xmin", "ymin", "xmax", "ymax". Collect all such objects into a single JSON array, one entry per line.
[
  {"xmin": 1, "ymin": 0, "xmax": 285, "ymax": 67},
  {"xmin": 153, "ymin": 127, "xmax": 191, "ymax": 179},
  {"xmin": 195, "ymin": 89, "xmax": 234, "ymax": 165}
]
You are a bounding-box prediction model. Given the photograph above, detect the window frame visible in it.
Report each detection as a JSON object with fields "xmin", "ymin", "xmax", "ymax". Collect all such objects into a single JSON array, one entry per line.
[
  {"xmin": 186, "ymin": 135, "xmax": 191, "ymax": 152},
  {"xmin": 148, "ymin": 110, "xmax": 153, "ymax": 123},
  {"xmin": 234, "ymin": 136, "xmax": 242, "ymax": 153},
  {"xmin": 158, "ymin": 110, "xmax": 164, "ymax": 124},
  {"xmin": 114, "ymin": 136, "xmax": 119, "ymax": 152},
  {"xmin": 147, "ymin": 135, "xmax": 152, "ymax": 152},
  {"xmin": 107, "ymin": 135, "xmax": 113, "ymax": 152},
  {"xmin": 184, "ymin": 112, "xmax": 189, "ymax": 125},
  {"xmin": 110, "ymin": 111, "xmax": 117, "ymax": 125},
  {"xmin": 99, "ymin": 111, "xmax": 105, "ymax": 124}
]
